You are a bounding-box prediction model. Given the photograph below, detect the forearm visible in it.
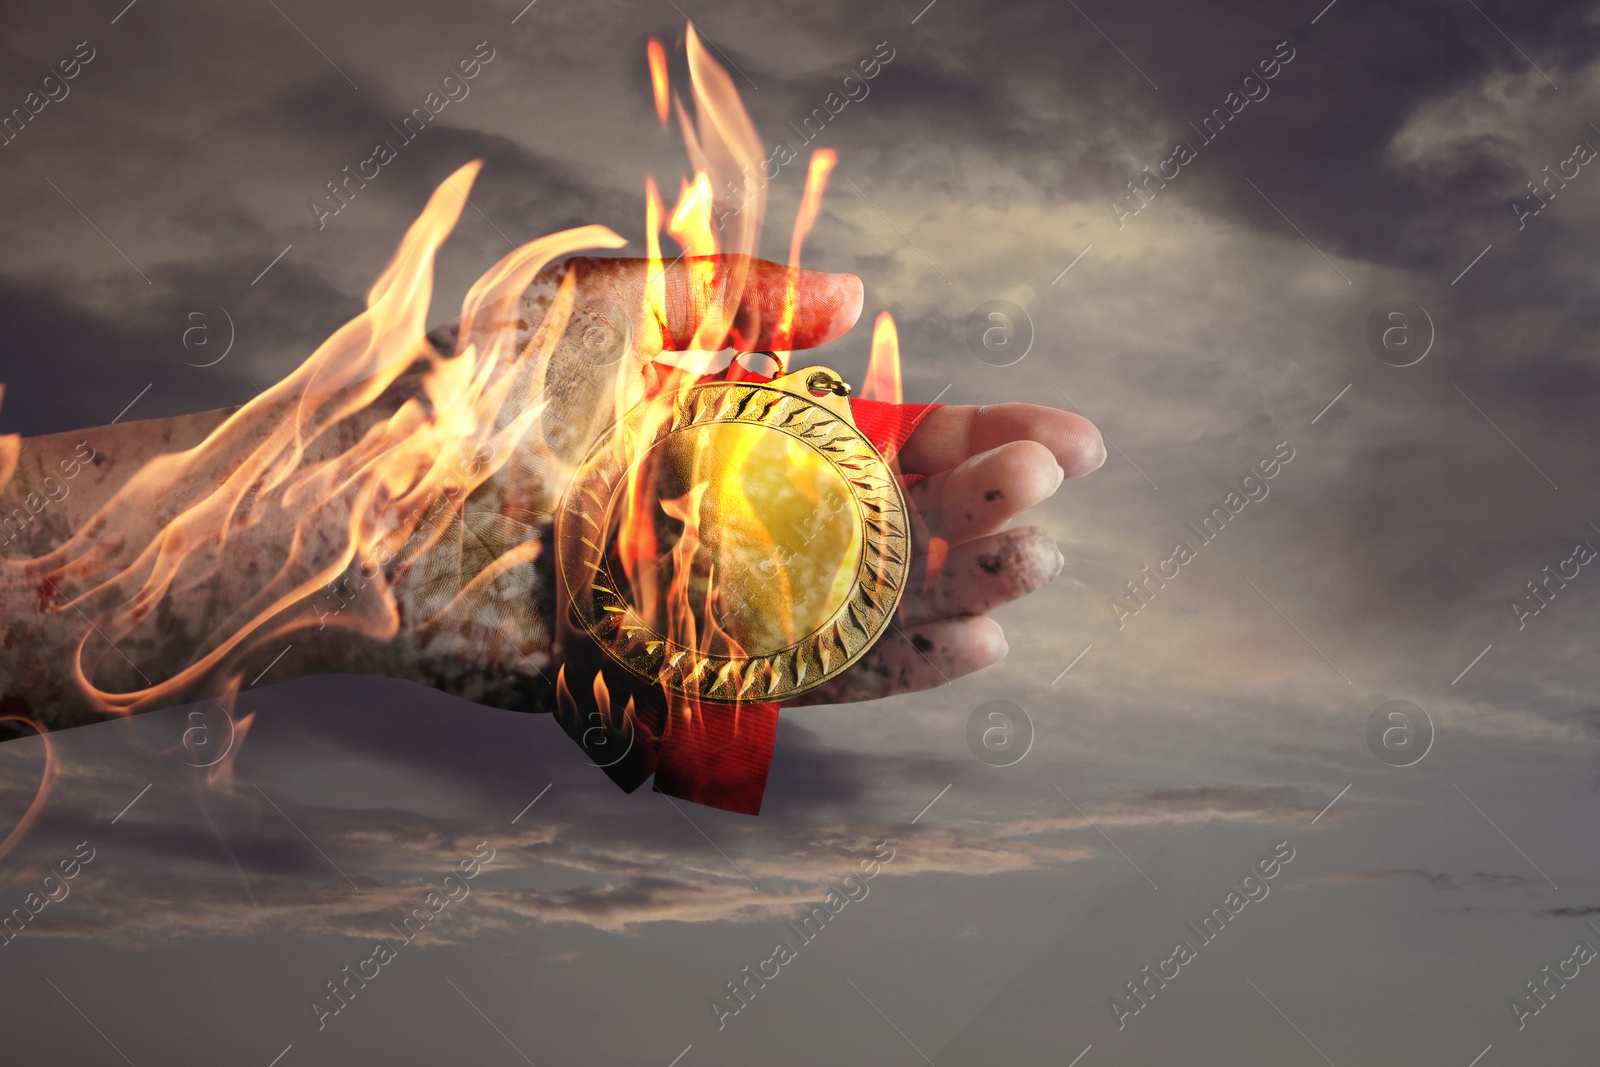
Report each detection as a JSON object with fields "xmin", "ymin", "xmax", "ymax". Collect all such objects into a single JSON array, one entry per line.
[
  {"xmin": 0, "ymin": 251, "xmax": 793, "ymax": 805},
  {"xmin": 0, "ymin": 245, "xmax": 618, "ymax": 735},
  {"xmin": 0, "ymin": 409, "xmax": 231, "ymax": 730},
  {"xmin": 0, "ymin": 372, "xmax": 501, "ymax": 733}
]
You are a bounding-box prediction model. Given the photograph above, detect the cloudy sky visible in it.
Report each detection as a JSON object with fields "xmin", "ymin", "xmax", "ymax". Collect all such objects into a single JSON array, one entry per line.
[{"xmin": 4, "ymin": 0, "xmax": 1600, "ymax": 1063}]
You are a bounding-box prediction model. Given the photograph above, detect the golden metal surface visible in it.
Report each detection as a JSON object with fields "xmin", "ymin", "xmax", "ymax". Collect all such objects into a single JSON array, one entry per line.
[{"xmin": 556, "ymin": 365, "xmax": 908, "ymax": 702}]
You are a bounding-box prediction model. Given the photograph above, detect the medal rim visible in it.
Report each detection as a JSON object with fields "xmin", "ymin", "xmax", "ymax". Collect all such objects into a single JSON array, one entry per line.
[{"xmin": 557, "ymin": 370, "xmax": 908, "ymax": 703}]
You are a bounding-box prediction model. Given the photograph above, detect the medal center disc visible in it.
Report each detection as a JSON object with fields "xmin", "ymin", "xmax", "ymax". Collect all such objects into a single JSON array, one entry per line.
[{"xmin": 604, "ymin": 420, "xmax": 864, "ymax": 659}]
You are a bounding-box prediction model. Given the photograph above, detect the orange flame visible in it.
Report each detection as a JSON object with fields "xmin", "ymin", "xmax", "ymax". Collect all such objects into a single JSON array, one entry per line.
[
  {"xmin": 774, "ymin": 149, "xmax": 837, "ymax": 356},
  {"xmin": 863, "ymin": 310, "xmax": 902, "ymax": 405},
  {"xmin": 789, "ymin": 150, "xmax": 837, "ymax": 270},
  {"xmin": 667, "ymin": 173, "xmax": 719, "ymax": 260},
  {"xmin": 647, "ymin": 38, "xmax": 671, "ymax": 126},
  {"xmin": 0, "ymin": 716, "xmax": 56, "ymax": 864},
  {"xmin": 20, "ymin": 163, "xmax": 625, "ymax": 720},
  {"xmin": 593, "ymin": 668, "xmax": 611, "ymax": 722},
  {"xmin": 207, "ymin": 709, "xmax": 253, "ymax": 787},
  {"xmin": 662, "ymin": 25, "xmax": 764, "ymax": 356},
  {"xmin": 607, "ymin": 26, "xmax": 790, "ymax": 737}
]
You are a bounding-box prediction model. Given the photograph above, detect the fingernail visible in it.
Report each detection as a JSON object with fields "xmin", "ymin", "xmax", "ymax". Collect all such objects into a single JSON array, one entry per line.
[
  {"xmin": 1050, "ymin": 542, "xmax": 1065, "ymax": 575},
  {"xmin": 1053, "ymin": 463, "xmax": 1066, "ymax": 489}
]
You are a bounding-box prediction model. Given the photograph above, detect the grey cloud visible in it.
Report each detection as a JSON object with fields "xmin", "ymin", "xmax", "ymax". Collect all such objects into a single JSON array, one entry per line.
[{"xmin": 1317, "ymin": 868, "xmax": 1538, "ymax": 890}]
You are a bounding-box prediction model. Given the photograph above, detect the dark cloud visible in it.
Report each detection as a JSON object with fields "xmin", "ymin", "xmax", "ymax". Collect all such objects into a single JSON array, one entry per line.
[{"xmin": 1320, "ymin": 868, "xmax": 1539, "ymax": 890}]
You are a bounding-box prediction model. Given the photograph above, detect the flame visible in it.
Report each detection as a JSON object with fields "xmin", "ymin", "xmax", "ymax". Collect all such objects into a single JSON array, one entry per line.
[
  {"xmin": 862, "ymin": 310, "xmax": 902, "ymax": 404},
  {"xmin": 643, "ymin": 175, "xmax": 668, "ymax": 339},
  {"xmin": 774, "ymin": 149, "xmax": 837, "ymax": 356},
  {"xmin": 0, "ymin": 716, "xmax": 56, "ymax": 864},
  {"xmin": 555, "ymin": 661, "xmax": 640, "ymax": 762},
  {"xmin": 13, "ymin": 163, "xmax": 624, "ymax": 721},
  {"xmin": 653, "ymin": 25, "xmax": 766, "ymax": 357},
  {"xmin": 666, "ymin": 173, "xmax": 719, "ymax": 260},
  {"xmin": 556, "ymin": 663, "xmax": 573, "ymax": 714},
  {"xmin": 789, "ymin": 150, "xmax": 837, "ymax": 268},
  {"xmin": 0, "ymin": 388, "xmax": 19, "ymax": 491},
  {"xmin": 208, "ymin": 708, "xmax": 253, "ymax": 787},
  {"xmin": 592, "ymin": 668, "xmax": 611, "ymax": 723},
  {"xmin": 647, "ymin": 38, "xmax": 671, "ymax": 126}
]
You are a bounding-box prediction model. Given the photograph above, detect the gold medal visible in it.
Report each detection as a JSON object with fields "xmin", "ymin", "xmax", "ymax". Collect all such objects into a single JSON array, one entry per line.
[{"xmin": 557, "ymin": 362, "xmax": 909, "ymax": 702}]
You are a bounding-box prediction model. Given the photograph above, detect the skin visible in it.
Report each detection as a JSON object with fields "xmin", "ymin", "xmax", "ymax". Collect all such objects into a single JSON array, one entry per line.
[{"xmin": 0, "ymin": 254, "xmax": 1103, "ymax": 737}]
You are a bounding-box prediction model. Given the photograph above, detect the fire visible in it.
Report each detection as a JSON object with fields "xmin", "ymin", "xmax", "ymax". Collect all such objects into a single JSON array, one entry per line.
[
  {"xmin": 0, "ymin": 715, "xmax": 55, "ymax": 864},
  {"xmin": 790, "ymin": 151, "xmax": 838, "ymax": 267},
  {"xmin": 863, "ymin": 310, "xmax": 903, "ymax": 405},
  {"xmin": 666, "ymin": 173, "xmax": 720, "ymax": 260},
  {"xmin": 647, "ymin": 38, "xmax": 671, "ymax": 126},
  {"xmin": 554, "ymin": 662, "xmax": 640, "ymax": 766},
  {"xmin": 21, "ymin": 163, "xmax": 626, "ymax": 724},
  {"xmin": 0, "ymin": 21, "xmax": 904, "ymax": 815},
  {"xmin": 775, "ymin": 149, "xmax": 838, "ymax": 357},
  {"xmin": 208, "ymin": 709, "xmax": 253, "ymax": 786}
]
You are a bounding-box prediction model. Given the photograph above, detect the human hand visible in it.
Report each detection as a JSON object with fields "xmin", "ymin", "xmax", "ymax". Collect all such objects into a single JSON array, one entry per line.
[
  {"xmin": 406, "ymin": 252, "xmax": 1103, "ymax": 712},
  {"xmin": 787, "ymin": 401, "xmax": 1104, "ymax": 706}
]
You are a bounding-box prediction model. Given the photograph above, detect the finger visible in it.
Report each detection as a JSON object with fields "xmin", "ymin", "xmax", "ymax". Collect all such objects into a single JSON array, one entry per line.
[
  {"xmin": 553, "ymin": 254, "xmax": 863, "ymax": 354},
  {"xmin": 898, "ymin": 403, "xmax": 1105, "ymax": 478},
  {"xmin": 908, "ymin": 440, "xmax": 1064, "ymax": 543},
  {"xmin": 898, "ymin": 526, "xmax": 1063, "ymax": 626},
  {"xmin": 785, "ymin": 617, "xmax": 1007, "ymax": 706}
]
